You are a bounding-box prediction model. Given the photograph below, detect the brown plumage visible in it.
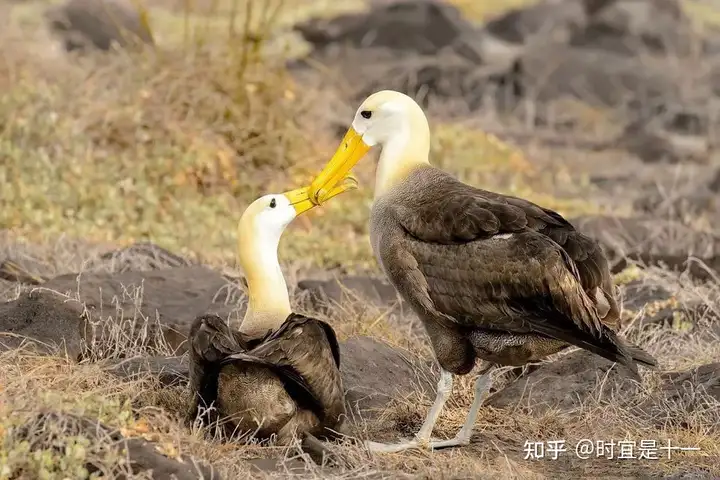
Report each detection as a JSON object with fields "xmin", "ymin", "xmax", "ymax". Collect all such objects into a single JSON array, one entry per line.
[
  {"xmin": 184, "ymin": 191, "xmax": 353, "ymax": 451},
  {"xmin": 371, "ymin": 165, "xmax": 655, "ymax": 377},
  {"xmin": 308, "ymin": 89, "xmax": 657, "ymax": 452},
  {"xmin": 187, "ymin": 313, "xmax": 344, "ymax": 444}
]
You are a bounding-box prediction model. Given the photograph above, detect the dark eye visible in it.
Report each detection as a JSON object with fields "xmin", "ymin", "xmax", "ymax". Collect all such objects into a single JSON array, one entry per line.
[
  {"xmin": 269, "ymin": 198, "xmax": 276, "ymax": 208},
  {"xmin": 360, "ymin": 110, "xmax": 372, "ymax": 119}
]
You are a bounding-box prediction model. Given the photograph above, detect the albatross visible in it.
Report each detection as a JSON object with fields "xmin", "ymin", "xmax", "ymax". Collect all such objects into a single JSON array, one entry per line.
[
  {"xmin": 306, "ymin": 90, "xmax": 658, "ymax": 453},
  {"xmin": 187, "ymin": 179, "xmax": 355, "ymax": 447}
]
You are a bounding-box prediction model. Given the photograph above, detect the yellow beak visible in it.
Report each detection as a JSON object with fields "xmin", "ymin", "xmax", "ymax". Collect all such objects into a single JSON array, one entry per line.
[
  {"xmin": 283, "ymin": 175, "xmax": 359, "ymax": 215},
  {"xmin": 308, "ymin": 127, "xmax": 371, "ymax": 204}
]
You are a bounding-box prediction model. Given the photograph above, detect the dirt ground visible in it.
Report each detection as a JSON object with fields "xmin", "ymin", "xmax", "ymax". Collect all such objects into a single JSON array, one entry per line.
[{"xmin": 1, "ymin": 0, "xmax": 719, "ymax": 479}]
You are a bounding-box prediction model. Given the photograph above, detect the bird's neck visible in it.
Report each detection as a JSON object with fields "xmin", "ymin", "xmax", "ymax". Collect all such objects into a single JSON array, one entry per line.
[
  {"xmin": 237, "ymin": 227, "xmax": 292, "ymax": 337},
  {"xmin": 375, "ymin": 116, "xmax": 431, "ymax": 198}
]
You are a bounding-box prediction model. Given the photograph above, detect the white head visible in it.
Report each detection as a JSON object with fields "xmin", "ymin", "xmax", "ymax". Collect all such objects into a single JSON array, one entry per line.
[
  {"xmin": 236, "ymin": 193, "xmax": 298, "ymax": 336},
  {"xmin": 238, "ymin": 193, "xmax": 297, "ymax": 254},
  {"xmin": 235, "ymin": 182, "xmax": 357, "ymax": 336},
  {"xmin": 349, "ymin": 90, "xmax": 429, "ymax": 147},
  {"xmin": 309, "ymin": 90, "xmax": 431, "ymax": 201}
]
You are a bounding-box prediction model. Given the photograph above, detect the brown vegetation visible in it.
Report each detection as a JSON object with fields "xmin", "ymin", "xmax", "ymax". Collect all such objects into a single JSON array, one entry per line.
[{"xmin": 1, "ymin": 0, "xmax": 719, "ymax": 478}]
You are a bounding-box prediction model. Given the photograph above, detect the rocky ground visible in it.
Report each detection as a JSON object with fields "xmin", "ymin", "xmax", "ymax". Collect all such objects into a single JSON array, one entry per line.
[{"xmin": 1, "ymin": 0, "xmax": 719, "ymax": 478}]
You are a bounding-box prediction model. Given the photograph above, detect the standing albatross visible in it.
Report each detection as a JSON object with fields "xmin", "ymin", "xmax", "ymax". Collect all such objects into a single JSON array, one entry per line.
[
  {"xmin": 187, "ymin": 180, "xmax": 355, "ymax": 447},
  {"xmin": 306, "ymin": 90, "xmax": 658, "ymax": 453}
]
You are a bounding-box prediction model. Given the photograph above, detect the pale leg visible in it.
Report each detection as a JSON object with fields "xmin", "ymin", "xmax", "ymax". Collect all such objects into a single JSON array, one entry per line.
[
  {"xmin": 426, "ymin": 372, "xmax": 492, "ymax": 450},
  {"xmin": 365, "ymin": 369, "xmax": 454, "ymax": 453}
]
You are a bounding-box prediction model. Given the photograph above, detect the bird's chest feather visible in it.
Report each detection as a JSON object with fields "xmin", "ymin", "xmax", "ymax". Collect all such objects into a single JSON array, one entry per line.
[{"xmin": 369, "ymin": 208, "xmax": 396, "ymax": 274}]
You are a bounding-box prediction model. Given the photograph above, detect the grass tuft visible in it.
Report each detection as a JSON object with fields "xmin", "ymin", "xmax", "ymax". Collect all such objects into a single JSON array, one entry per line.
[{"xmin": 2, "ymin": 0, "xmax": 720, "ymax": 477}]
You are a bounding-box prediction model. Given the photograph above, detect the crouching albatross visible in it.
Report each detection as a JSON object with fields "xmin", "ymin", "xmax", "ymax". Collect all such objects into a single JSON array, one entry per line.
[
  {"xmin": 306, "ymin": 90, "xmax": 658, "ymax": 453},
  {"xmin": 187, "ymin": 179, "xmax": 356, "ymax": 447}
]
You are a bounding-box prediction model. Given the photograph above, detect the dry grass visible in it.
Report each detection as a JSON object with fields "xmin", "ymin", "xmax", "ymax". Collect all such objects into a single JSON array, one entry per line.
[
  {"xmin": 1, "ymin": 310, "xmax": 718, "ymax": 479},
  {"xmin": 1, "ymin": 0, "xmax": 720, "ymax": 478},
  {"xmin": 1, "ymin": 234, "xmax": 719, "ymax": 479}
]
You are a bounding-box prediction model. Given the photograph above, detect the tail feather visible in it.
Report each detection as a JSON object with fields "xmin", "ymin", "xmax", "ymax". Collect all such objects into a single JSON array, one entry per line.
[
  {"xmin": 530, "ymin": 316, "xmax": 655, "ymax": 380},
  {"xmin": 563, "ymin": 330, "xmax": 658, "ymax": 380},
  {"xmin": 623, "ymin": 342, "xmax": 658, "ymax": 369}
]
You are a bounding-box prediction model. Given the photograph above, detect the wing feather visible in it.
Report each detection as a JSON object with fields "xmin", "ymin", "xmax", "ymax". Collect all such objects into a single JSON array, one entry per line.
[
  {"xmin": 221, "ymin": 313, "xmax": 341, "ymax": 422},
  {"xmin": 376, "ymin": 166, "xmax": 638, "ymax": 368},
  {"xmin": 220, "ymin": 350, "xmax": 324, "ymax": 420},
  {"xmin": 395, "ymin": 231, "xmax": 639, "ymax": 372},
  {"xmin": 395, "ymin": 168, "xmax": 616, "ymax": 319},
  {"xmin": 187, "ymin": 312, "xmax": 343, "ymax": 426}
]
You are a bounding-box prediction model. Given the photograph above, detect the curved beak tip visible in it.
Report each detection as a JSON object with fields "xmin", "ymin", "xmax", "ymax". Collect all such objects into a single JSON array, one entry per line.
[
  {"xmin": 316, "ymin": 175, "xmax": 359, "ymax": 205},
  {"xmin": 341, "ymin": 175, "xmax": 359, "ymax": 192}
]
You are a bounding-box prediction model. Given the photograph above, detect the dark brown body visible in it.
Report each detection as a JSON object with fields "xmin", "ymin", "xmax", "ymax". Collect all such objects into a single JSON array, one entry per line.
[
  {"xmin": 370, "ymin": 166, "xmax": 656, "ymax": 377},
  {"xmin": 187, "ymin": 313, "xmax": 345, "ymax": 443}
]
